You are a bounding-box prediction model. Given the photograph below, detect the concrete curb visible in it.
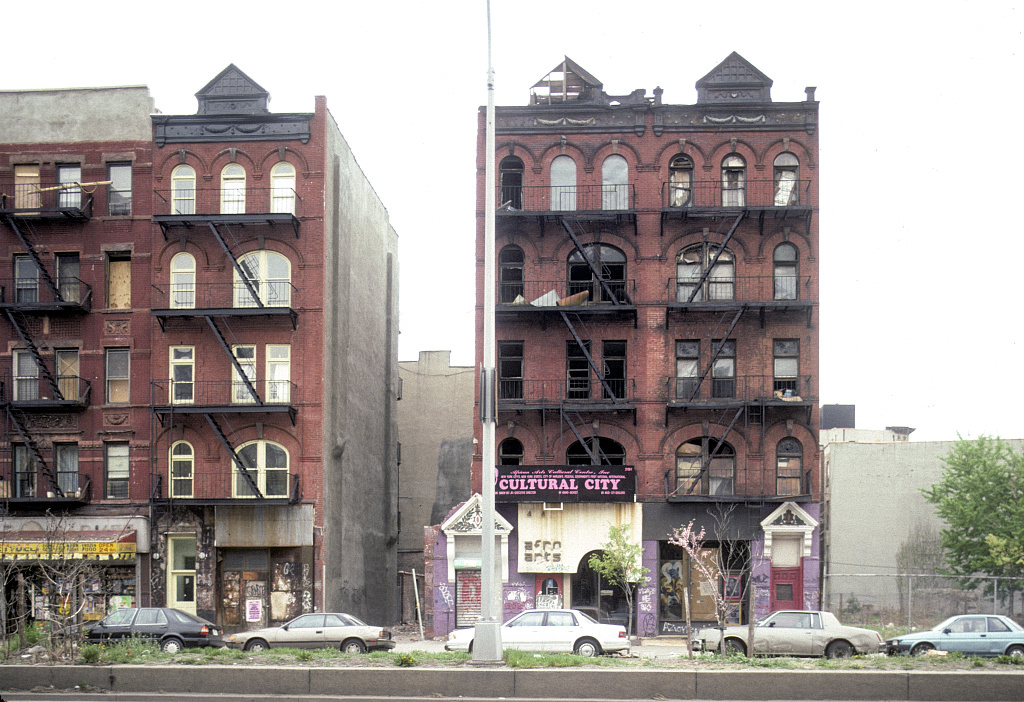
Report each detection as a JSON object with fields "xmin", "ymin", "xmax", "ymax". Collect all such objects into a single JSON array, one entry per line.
[{"xmin": 1, "ymin": 665, "xmax": 1023, "ymax": 700}]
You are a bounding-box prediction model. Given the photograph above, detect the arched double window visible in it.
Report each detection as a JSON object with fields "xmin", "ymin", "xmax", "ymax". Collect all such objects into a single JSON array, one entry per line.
[
  {"xmin": 171, "ymin": 165, "xmax": 196, "ymax": 215},
  {"xmin": 773, "ymin": 243, "xmax": 799, "ymax": 301},
  {"xmin": 499, "ymin": 245, "xmax": 525, "ymax": 302},
  {"xmin": 773, "ymin": 153, "xmax": 799, "ymax": 206},
  {"xmin": 601, "ymin": 155, "xmax": 629, "ymax": 210},
  {"xmin": 568, "ymin": 244, "xmax": 627, "ymax": 303},
  {"xmin": 776, "ymin": 438, "xmax": 803, "ymax": 495},
  {"xmin": 170, "ymin": 252, "xmax": 196, "ymax": 309},
  {"xmin": 170, "ymin": 441, "xmax": 194, "ymax": 498},
  {"xmin": 220, "ymin": 164, "xmax": 246, "ymax": 214},
  {"xmin": 233, "ymin": 250, "xmax": 292, "ymax": 308},
  {"xmin": 499, "ymin": 156, "xmax": 524, "ymax": 209},
  {"xmin": 234, "ymin": 440, "xmax": 289, "ymax": 498},
  {"xmin": 567, "ymin": 437, "xmax": 625, "ymax": 466},
  {"xmin": 668, "ymin": 154, "xmax": 693, "ymax": 207},
  {"xmin": 721, "ymin": 155, "xmax": 745, "ymax": 207},
  {"xmin": 550, "ymin": 155, "xmax": 576, "ymax": 211},
  {"xmin": 676, "ymin": 243, "xmax": 734, "ymax": 301},
  {"xmin": 675, "ymin": 438, "xmax": 734, "ymax": 496},
  {"xmin": 270, "ymin": 162, "xmax": 296, "ymax": 214}
]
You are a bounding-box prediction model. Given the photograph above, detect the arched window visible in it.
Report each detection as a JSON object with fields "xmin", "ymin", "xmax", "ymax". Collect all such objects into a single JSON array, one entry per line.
[
  {"xmin": 721, "ymin": 155, "xmax": 745, "ymax": 207},
  {"xmin": 235, "ymin": 440, "xmax": 289, "ymax": 498},
  {"xmin": 675, "ymin": 438, "xmax": 734, "ymax": 496},
  {"xmin": 668, "ymin": 154, "xmax": 693, "ymax": 207},
  {"xmin": 499, "ymin": 438, "xmax": 524, "ymax": 465},
  {"xmin": 233, "ymin": 250, "xmax": 291, "ymax": 308},
  {"xmin": 773, "ymin": 243, "xmax": 799, "ymax": 301},
  {"xmin": 171, "ymin": 165, "xmax": 196, "ymax": 215},
  {"xmin": 550, "ymin": 155, "xmax": 576, "ymax": 211},
  {"xmin": 499, "ymin": 156, "xmax": 524, "ymax": 209},
  {"xmin": 568, "ymin": 244, "xmax": 627, "ymax": 303},
  {"xmin": 220, "ymin": 164, "xmax": 246, "ymax": 214},
  {"xmin": 776, "ymin": 437, "xmax": 803, "ymax": 495},
  {"xmin": 170, "ymin": 252, "xmax": 196, "ymax": 309},
  {"xmin": 170, "ymin": 441, "xmax": 194, "ymax": 498},
  {"xmin": 499, "ymin": 245, "xmax": 525, "ymax": 302},
  {"xmin": 676, "ymin": 243, "xmax": 734, "ymax": 301},
  {"xmin": 773, "ymin": 153, "xmax": 799, "ymax": 206},
  {"xmin": 270, "ymin": 162, "xmax": 296, "ymax": 214},
  {"xmin": 567, "ymin": 437, "xmax": 625, "ymax": 466},
  {"xmin": 601, "ymin": 154, "xmax": 629, "ymax": 210}
]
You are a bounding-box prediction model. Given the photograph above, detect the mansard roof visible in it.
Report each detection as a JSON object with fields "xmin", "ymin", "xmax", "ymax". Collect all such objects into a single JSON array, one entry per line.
[
  {"xmin": 695, "ymin": 51, "xmax": 773, "ymax": 104},
  {"xmin": 195, "ymin": 64, "xmax": 270, "ymax": 115}
]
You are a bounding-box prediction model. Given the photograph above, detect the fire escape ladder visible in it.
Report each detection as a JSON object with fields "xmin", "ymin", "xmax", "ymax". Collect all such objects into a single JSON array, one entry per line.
[
  {"xmin": 558, "ymin": 310, "xmax": 619, "ymax": 402},
  {"xmin": 2, "ymin": 215, "xmax": 63, "ymax": 302},
  {"xmin": 559, "ymin": 407, "xmax": 607, "ymax": 465},
  {"xmin": 684, "ymin": 213, "xmax": 744, "ymax": 303},
  {"xmin": 684, "ymin": 406, "xmax": 745, "ymax": 494},
  {"xmin": 204, "ymin": 316, "xmax": 262, "ymax": 405},
  {"xmin": 559, "ymin": 216, "xmax": 632, "ymax": 305},
  {"xmin": 208, "ymin": 222, "xmax": 264, "ymax": 307},
  {"xmin": 4, "ymin": 404, "xmax": 62, "ymax": 496},
  {"xmin": 3, "ymin": 308, "xmax": 63, "ymax": 399},
  {"xmin": 687, "ymin": 307, "xmax": 744, "ymax": 401},
  {"xmin": 204, "ymin": 413, "xmax": 263, "ymax": 499}
]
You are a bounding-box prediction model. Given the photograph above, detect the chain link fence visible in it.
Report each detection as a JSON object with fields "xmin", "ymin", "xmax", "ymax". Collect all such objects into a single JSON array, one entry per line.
[{"xmin": 823, "ymin": 573, "xmax": 1024, "ymax": 630}]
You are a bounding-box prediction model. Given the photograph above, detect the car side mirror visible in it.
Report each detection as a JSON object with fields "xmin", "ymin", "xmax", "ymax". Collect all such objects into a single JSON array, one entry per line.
[
  {"xmin": 768, "ymin": 622, "xmax": 776, "ymax": 627},
  {"xmin": 943, "ymin": 628, "xmax": 951, "ymax": 634},
  {"xmin": 282, "ymin": 624, "xmax": 289, "ymax": 631}
]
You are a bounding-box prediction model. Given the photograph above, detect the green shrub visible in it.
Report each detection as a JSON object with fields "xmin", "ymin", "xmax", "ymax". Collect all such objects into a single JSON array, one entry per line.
[
  {"xmin": 394, "ymin": 652, "xmax": 417, "ymax": 667},
  {"xmin": 79, "ymin": 644, "xmax": 101, "ymax": 664}
]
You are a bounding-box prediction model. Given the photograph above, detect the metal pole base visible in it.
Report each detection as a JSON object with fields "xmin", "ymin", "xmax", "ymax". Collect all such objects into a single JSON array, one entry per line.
[{"xmin": 470, "ymin": 620, "xmax": 504, "ymax": 665}]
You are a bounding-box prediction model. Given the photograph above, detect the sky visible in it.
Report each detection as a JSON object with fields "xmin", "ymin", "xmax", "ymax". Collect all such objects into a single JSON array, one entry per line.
[{"xmin": 4, "ymin": 1, "xmax": 1023, "ymax": 442}]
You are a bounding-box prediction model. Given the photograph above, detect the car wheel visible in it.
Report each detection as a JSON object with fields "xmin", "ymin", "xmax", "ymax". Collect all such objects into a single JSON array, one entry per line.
[
  {"xmin": 826, "ymin": 640, "xmax": 853, "ymax": 659},
  {"xmin": 342, "ymin": 638, "xmax": 367, "ymax": 654},
  {"xmin": 573, "ymin": 637, "xmax": 600, "ymax": 657},
  {"xmin": 161, "ymin": 637, "xmax": 184, "ymax": 654},
  {"xmin": 1006, "ymin": 645, "xmax": 1024, "ymax": 657},
  {"xmin": 724, "ymin": 638, "xmax": 747, "ymax": 656},
  {"xmin": 911, "ymin": 642, "xmax": 934, "ymax": 656},
  {"xmin": 244, "ymin": 639, "xmax": 269, "ymax": 653}
]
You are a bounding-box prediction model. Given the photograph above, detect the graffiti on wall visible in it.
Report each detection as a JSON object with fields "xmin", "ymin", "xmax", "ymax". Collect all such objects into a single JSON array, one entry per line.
[{"xmin": 504, "ymin": 583, "xmax": 533, "ymax": 614}]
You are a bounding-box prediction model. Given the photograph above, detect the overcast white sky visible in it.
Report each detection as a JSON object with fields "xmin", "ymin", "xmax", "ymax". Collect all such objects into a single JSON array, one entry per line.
[{"xmin": 5, "ymin": 1, "xmax": 1022, "ymax": 442}]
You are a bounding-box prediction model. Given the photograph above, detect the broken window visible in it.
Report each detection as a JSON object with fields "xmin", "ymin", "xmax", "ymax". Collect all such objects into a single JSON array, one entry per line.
[
  {"xmin": 499, "ymin": 246, "xmax": 524, "ymax": 302},
  {"xmin": 711, "ymin": 340, "xmax": 736, "ymax": 399},
  {"xmin": 776, "ymin": 437, "xmax": 803, "ymax": 495},
  {"xmin": 499, "ymin": 156, "xmax": 524, "ymax": 209},
  {"xmin": 676, "ymin": 243, "xmax": 734, "ymax": 301},
  {"xmin": 773, "ymin": 243, "xmax": 799, "ymax": 300},
  {"xmin": 668, "ymin": 154, "xmax": 693, "ymax": 207},
  {"xmin": 567, "ymin": 437, "xmax": 625, "ymax": 466},
  {"xmin": 499, "ymin": 438, "xmax": 524, "ymax": 465},
  {"xmin": 602, "ymin": 340, "xmax": 626, "ymax": 400},
  {"xmin": 773, "ymin": 339, "xmax": 800, "ymax": 395},
  {"xmin": 568, "ymin": 244, "xmax": 626, "ymax": 303},
  {"xmin": 498, "ymin": 341, "xmax": 524, "ymax": 399},
  {"xmin": 675, "ymin": 438, "xmax": 734, "ymax": 496},
  {"xmin": 721, "ymin": 155, "xmax": 745, "ymax": 207},
  {"xmin": 550, "ymin": 155, "xmax": 576, "ymax": 211},
  {"xmin": 773, "ymin": 153, "xmax": 799, "ymax": 206},
  {"xmin": 601, "ymin": 154, "xmax": 629, "ymax": 210},
  {"xmin": 675, "ymin": 340, "xmax": 700, "ymax": 400}
]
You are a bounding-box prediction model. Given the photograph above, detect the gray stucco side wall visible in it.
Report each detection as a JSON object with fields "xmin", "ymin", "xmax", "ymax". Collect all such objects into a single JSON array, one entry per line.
[
  {"xmin": 0, "ymin": 87, "xmax": 154, "ymax": 143},
  {"xmin": 321, "ymin": 105, "xmax": 400, "ymax": 623}
]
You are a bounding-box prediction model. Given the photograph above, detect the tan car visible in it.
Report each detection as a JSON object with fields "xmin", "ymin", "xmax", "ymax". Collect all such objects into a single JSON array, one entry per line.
[
  {"xmin": 693, "ymin": 610, "xmax": 884, "ymax": 658},
  {"xmin": 225, "ymin": 612, "xmax": 395, "ymax": 653}
]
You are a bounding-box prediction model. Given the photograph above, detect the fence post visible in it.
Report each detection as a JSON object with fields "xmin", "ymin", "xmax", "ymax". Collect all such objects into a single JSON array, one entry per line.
[{"xmin": 907, "ymin": 574, "xmax": 912, "ymax": 630}]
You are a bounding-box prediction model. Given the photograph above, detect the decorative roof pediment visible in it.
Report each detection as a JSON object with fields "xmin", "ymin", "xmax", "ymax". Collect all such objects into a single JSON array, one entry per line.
[
  {"xmin": 760, "ymin": 501, "xmax": 818, "ymax": 559},
  {"xmin": 696, "ymin": 52, "xmax": 772, "ymax": 104},
  {"xmin": 441, "ymin": 494, "xmax": 514, "ymax": 536},
  {"xmin": 195, "ymin": 64, "xmax": 270, "ymax": 116}
]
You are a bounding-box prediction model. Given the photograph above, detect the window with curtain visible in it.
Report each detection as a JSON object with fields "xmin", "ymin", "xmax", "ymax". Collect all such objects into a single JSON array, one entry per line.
[
  {"xmin": 107, "ymin": 163, "xmax": 132, "ymax": 215},
  {"xmin": 105, "ymin": 442, "xmax": 130, "ymax": 499},
  {"xmin": 171, "ymin": 346, "xmax": 195, "ymax": 404},
  {"xmin": 267, "ymin": 345, "xmax": 291, "ymax": 402},
  {"xmin": 171, "ymin": 164, "xmax": 196, "ymax": 215},
  {"xmin": 675, "ymin": 340, "xmax": 700, "ymax": 400},
  {"xmin": 676, "ymin": 243, "xmax": 734, "ymax": 302},
  {"xmin": 55, "ymin": 444, "xmax": 79, "ymax": 494},
  {"xmin": 668, "ymin": 154, "xmax": 693, "ymax": 207},
  {"xmin": 106, "ymin": 348, "xmax": 130, "ymax": 403},
  {"xmin": 57, "ymin": 164, "xmax": 81, "ymax": 209},
  {"xmin": 675, "ymin": 438, "xmax": 734, "ymax": 496},
  {"xmin": 232, "ymin": 345, "xmax": 257, "ymax": 403}
]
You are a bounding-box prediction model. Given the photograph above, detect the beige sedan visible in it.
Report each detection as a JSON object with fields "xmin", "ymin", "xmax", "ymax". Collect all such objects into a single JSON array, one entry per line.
[{"xmin": 693, "ymin": 610, "xmax": 884, "ymax": 658}]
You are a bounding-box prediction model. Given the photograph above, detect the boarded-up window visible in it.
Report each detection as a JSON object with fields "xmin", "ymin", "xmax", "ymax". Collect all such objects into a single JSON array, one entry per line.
[
  {"xmin": 107, "ymin": 254, "xmax": 131, "ymax": 308},
  {"xmin": 14, "ymin": 164, "xmax": 40, "ymax": 209}
]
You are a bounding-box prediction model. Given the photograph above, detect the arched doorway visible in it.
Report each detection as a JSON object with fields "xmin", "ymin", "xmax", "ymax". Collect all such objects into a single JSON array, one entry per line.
[{"xmin": 571, "ymin": 549, "xmax": 632, "ymax": 631}]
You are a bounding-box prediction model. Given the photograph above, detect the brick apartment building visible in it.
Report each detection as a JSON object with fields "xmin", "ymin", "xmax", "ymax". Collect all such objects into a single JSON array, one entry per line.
[
  {"xmin": 429, "ymin": 53, "xmax": 820, "ymax": 638},
  {"xmin": 1, "ymin": 66, "xmax": 400, "ymax": 631}
]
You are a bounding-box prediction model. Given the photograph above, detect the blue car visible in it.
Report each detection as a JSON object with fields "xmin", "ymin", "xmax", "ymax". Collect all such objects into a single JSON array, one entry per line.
[{"xmin": 885, "ymin": 614, "xmax": 1024, "ymax": 657}]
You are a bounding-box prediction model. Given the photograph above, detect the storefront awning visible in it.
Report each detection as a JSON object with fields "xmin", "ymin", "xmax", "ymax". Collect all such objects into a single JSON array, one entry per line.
[{"xmin": 0, "ymin": 530, "xmax": 137, "ymax": 561}]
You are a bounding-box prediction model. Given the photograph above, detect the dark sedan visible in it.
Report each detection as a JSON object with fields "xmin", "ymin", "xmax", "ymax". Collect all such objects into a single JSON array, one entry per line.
[{"xmin": 85, "ymin": 607, "xmax": 224, "ymax": 653}]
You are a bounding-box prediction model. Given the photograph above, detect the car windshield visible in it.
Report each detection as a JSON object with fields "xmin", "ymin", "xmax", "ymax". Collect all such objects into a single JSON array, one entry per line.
[
  {"xmin": 340, "ymin": 613, "xmax": 366, "ymax": 626},
  {"xmin": 575, "ymin": 610, "xmax": 597, "ymax": 623}
]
